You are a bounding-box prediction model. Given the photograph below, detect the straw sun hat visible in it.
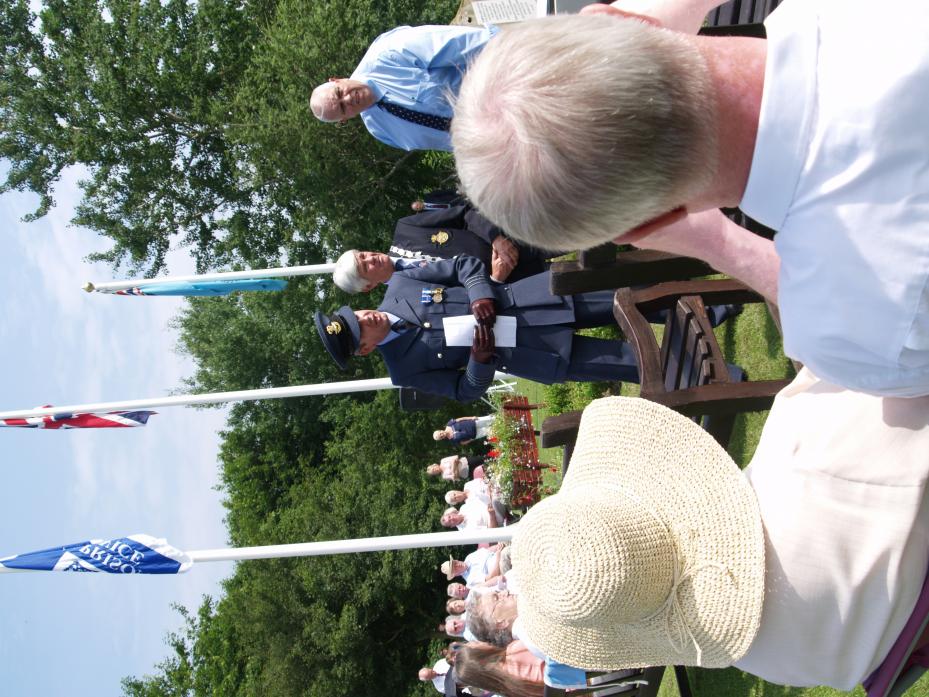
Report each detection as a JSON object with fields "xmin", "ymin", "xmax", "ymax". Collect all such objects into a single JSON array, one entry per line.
[
  {"xmin": 441, "ymin": 554, "xmax": 457, "ymax": 580},
  {"xmin": 512, "ymin": 396, "xmax": 765, "ymax": 670}
]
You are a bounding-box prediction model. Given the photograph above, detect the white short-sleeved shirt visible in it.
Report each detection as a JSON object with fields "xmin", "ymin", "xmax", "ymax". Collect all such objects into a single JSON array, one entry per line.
[
  {"xmin": 734, "ymin": 369, "xmax": 929, "ymax": 688},
  {"xmin": 464, "ymin": 478, "xmax": 492, "ymax": 504},
  {"xmin": 430, "ymin": 658, "xmax": 450, "ymax": 693},
  {"xmin": 463, "ymin": 546, "xmax": 495, "ymax": 587},
  {"xmin": 457, "ymin": 498, "xmax": 493, "ymax": 530},
  {"xmin": 740, "ymin": 0, "xmax": 929, "ymax": 396}
]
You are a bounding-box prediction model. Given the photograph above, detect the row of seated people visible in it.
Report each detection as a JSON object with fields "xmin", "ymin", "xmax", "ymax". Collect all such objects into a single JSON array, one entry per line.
[{"xmin": 419, "ymin": 543, "xmax": 606, "ymax": 697}]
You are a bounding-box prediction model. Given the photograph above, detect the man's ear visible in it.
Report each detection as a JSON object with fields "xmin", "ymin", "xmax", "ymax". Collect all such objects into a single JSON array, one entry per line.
[
  {"xmin": 579, "ymin": 3, "xmax": 663, "ymax": 26},
  {"xmin": 356, "ymin": 343, "xmax": 375, "ymax": 356},
  {"xmin": 613, "ymin": 207, "xmax": 688, "ymax": 246},
  {"xmin": 362, "ymin": 281, "xmax": 378, "ymax": 292}
]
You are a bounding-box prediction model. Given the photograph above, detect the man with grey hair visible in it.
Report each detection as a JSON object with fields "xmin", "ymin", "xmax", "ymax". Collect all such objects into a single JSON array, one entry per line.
[
  {"xmin": 332, "ymin": 199, "xmax": 551, "ymax": 293},
  {"xmin": 453, "ymin": 0, "xmax": 929, "ymax": 398},
  {"xmin": 310, "ymin": 24, "xmax": 494, "ymax": 151},
  {"xmin": 333, "ymin": 250, "xmax": 426, "ymax": 294}
]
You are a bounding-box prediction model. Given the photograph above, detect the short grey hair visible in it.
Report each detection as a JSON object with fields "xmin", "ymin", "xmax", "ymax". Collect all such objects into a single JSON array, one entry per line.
[
  {"xmin": 310, "ymin": 82, "xmax": 337, "ymax": 122},
  {"xmin": 452, "ymin": 14, "xmax": 717, "ymax": 251},
  {"xmin": 465, "ymin": 589, "xmax": 513, "ymax": 646},
  {"xmin": 333, "ymin": 250, "xmax": 366, "ymax": 293}
]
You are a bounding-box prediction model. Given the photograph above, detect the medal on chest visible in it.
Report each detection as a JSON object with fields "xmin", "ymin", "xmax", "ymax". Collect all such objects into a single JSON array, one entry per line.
[{"xmin": 421, "ymin": 287, "xmax": 445, "ymax": 304}]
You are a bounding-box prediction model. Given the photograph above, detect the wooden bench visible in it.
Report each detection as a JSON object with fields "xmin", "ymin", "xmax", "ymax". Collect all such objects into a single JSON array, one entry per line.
[{"xmin": 541, "ymin": 278, "xmax": 789, "ymax": 461}]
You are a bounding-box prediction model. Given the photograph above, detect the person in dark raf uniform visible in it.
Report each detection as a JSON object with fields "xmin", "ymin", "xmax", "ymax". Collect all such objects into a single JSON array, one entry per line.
[
  {"xmin": 388, "ymin": 200, "xmax": 553, "ymax": 282},
  {"xmin": 315, "ymin": 255, "xmax": 640, "ymax": 402}
]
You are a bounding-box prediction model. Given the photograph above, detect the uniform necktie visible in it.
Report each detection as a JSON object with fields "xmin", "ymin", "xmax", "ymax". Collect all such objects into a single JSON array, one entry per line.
[{"xmin": 378, "ymin": 101, "xmax": 451, "ymax": 132}]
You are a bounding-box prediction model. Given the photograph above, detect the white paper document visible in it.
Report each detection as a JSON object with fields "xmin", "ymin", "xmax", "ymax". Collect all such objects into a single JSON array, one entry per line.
[
  {"xmin": 442, "ymin": 315, "xmax": 517, "ymax": 347},
  {"xmin": 472, "ymin": 0, "xmax": 543, "ymax": 24}
]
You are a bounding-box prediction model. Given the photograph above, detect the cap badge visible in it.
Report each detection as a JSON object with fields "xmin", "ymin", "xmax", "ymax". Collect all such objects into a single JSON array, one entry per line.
[
  {"xmin": 326, "ymin": 322, "xmax": 342, "ymax": 335},
  {"xmin": 431, "ymin": 230, "xmax": 450, "ymax": 246}
]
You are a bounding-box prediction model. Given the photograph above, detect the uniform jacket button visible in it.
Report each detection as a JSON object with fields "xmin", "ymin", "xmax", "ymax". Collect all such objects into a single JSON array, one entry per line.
[
  {"xmin": 424, "ymin": 321, "xmax": 431, "ymax": 328},
  {"xmin": 437, "ymin": 353, "xmax": 443, "ymax": 359}
]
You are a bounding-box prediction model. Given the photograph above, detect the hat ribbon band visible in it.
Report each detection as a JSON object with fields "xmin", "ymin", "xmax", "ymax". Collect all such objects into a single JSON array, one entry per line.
[{"xmin": 639, "ymin": 531, "xmax": 734, "ymax": 664}]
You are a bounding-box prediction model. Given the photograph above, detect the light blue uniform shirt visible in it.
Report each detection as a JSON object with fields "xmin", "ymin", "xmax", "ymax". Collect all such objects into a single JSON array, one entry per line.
[{"xmin": 351, "ymin": 25, "xmax": 495, "ymax": 151}]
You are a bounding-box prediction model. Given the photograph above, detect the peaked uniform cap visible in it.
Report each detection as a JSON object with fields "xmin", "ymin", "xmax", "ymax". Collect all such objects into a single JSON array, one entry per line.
[
  {"xmin": 512, "ymin": 397, "xmax": 765, "ymax": 671},
  {"xmin": 314, "ymin": 306, "xmax": 361, "ymax": 371}
]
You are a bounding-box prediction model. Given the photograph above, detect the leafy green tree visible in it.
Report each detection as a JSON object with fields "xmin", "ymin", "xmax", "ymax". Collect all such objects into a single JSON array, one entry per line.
[
  {"xmin": 1, "ymin": 0, "xmax": 459, "ymax": 273},
  {"xmin": 0, "ymin": 0, "xmax": 279, "ymax": 272}
]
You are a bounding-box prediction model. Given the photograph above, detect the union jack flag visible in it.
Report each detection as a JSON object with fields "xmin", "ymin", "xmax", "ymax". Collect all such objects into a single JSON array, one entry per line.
[{"xmin": 0, "ymin": 409, "xmax": 156, "ymax": 429}]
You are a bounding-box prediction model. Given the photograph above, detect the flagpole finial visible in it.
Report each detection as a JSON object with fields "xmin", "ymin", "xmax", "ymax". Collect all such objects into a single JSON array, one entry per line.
[{"xmin": 82, "ymin": 282, "xmax": 96, "ymax": 293}]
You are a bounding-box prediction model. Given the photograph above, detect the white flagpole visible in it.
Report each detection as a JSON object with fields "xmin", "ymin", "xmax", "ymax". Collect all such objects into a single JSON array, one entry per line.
[
  {"xmin": 83, "ymin": 263, "xmax": 337, "ymax": 293},
  {"xmin": 188, "ymin": 527, "xmax": 515, "ymax": 564},
  {"xmin": 0, "ymin": 373, "xmax": 511, "ymax": 420}
]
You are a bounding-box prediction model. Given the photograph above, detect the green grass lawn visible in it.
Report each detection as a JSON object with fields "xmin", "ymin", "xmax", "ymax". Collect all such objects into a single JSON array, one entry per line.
[{"xmin": 511, "ymin": 303, "xmax": 929, "ymax": 697}]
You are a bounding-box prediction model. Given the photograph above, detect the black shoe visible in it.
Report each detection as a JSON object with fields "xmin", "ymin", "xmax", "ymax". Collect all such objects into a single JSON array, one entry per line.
[{"xmin": 707, "ymin": 303, "xmax": 744, "ymax": 327}]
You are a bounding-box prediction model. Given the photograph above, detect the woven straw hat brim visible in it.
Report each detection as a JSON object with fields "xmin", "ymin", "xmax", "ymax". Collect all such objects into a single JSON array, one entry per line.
[{"xmin": 512, "ymin": 397, "xmax": 765, "ymax": 670}]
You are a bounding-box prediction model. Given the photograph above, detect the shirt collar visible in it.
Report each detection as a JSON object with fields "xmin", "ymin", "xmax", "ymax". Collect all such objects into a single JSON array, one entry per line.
[{"xmin": 378, "ymin": 311, "xmax": 404, "ymax": 345}]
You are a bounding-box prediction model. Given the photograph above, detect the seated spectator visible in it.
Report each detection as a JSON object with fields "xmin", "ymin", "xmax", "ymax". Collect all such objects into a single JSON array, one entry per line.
[
  {"xmin": 446, "ymin": 479, "xmax": 508, "ymax": 525},
  {"xmin": 444, "ymin": 614, "xmax": 466, "ymax": 638},
  {"xmin": 434, "ymin": 415, "xmax": 496, "ymax": 445},
  {"xmin": 445, "ymin": 477, "xmax": 499, "ymax": 505},
  {"xmin": 440, "ymin": 498, "xmax": 502, "ymax": 530},
  {"xmin": 451, "ymin": 2, "xmax": 929, "ymax": 397},
  {"xmin": 455, "ymin": 641, "xmax": 589, "ymax": 697},
  {"xmin": 441, "ymin": 547, "xmax": 501, "ymax": 587},
  {"xmin": 447, "ymin": 598, "xmax": 466, "ymax": 615},
  {"xmin": 455, "ymin": 641, "xmax": 545, "ymax": 697},
  {"xmin": 509, "ymin": 393, "xmax": 929, "ymax": 689},
  {"xmin": 447, "ymin": 582, "xmax": 469, "ymax": 599},
  {"xmin": 427, "ymin": 454, "xmax": 485, "ymax": 483},
  {"xmin": 418, "ymin": 657, "xmax": 452, "ymax": 694},
  {"xmin": 466, "ymin": 588, "xmax": 517, "ymax": 646}
]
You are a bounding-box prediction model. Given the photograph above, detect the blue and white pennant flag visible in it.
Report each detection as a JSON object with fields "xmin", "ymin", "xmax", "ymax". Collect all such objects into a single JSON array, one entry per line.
[
  {"xmin": 102, "ymin": 279, "xmax": 288, "ymax": 297},
  {"xmin": 0, "ymin": 534, "xmax": 192, "ymax": 574}
]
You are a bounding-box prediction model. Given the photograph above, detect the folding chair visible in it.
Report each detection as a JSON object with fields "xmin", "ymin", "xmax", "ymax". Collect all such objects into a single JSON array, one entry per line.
[{"xmin": 541, "ymin": 278, "xmax": 789, "ymax": 456}]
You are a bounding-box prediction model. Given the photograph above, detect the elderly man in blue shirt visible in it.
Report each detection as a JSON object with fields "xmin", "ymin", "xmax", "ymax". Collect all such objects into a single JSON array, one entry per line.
[{"xmin": 310, "ymin": 24, "xmax": 494, "ymax": 151}]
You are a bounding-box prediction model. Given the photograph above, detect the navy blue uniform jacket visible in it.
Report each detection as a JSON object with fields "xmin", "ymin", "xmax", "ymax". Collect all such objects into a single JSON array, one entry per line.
[
  {"xmin": 390, "ymin": 204, "xmax": 549, "ymax": 282},
  {"xmin": 376, "ymin": 256, "xmax": 578, "ymax": 402}
]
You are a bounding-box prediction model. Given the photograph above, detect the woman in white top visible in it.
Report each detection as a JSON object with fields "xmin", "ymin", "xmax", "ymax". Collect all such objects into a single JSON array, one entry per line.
[{"xmin": 426, "ymin": 454, "xmax": 485, "ymax": 482}]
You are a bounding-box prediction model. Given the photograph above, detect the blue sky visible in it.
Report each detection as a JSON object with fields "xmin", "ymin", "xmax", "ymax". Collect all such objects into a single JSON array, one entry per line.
[{"xmin": 0, "ymin": 163, "xmax": 236, "ymax": 694}]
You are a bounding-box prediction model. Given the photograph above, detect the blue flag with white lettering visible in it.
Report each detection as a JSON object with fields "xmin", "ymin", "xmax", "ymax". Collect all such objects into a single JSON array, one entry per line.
[{"xmin": 0, "ymin": 534, "xmax": 192, "ymax": 574}]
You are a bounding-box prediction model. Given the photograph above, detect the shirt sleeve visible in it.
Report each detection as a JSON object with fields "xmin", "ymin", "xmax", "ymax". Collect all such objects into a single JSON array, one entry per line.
[
  {"xmin": 386, "ymin": 25, "xmax": 491, "ymax": 71},
  {"xmin": 397, "ymin": 255, "xmax": 494, "ymax": 304}
]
